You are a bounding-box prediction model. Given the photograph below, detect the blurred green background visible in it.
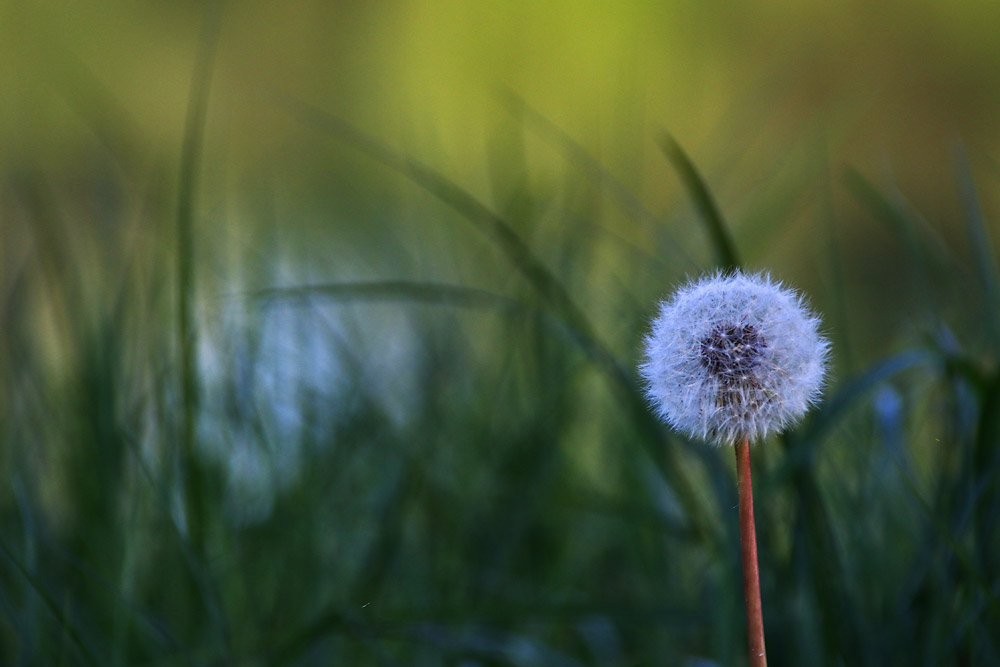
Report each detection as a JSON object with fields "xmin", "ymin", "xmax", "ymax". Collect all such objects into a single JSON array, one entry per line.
[{"xmin": 3, "ymin": 1, "xmax": 1000, "ymax": 665}]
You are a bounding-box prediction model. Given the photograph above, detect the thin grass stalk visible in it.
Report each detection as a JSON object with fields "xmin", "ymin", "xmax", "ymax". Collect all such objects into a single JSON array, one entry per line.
[
  {"xmin": 658, "ymin": 133, "xmax": 740, "ymax": 272},
  {"xmin": 0, "ymin": 536, "xmax": 101, "ymax": 667},
  {"xmin": 175, "ymin": 0, "xmax": 221, "ymax": 553},
  {"xmin": 736, "ymin": 437, "xmax": 767, "ymax": 667},
  {"xmin": 277, "ymin": 100, "xmax": 719, "ymax": 543}
]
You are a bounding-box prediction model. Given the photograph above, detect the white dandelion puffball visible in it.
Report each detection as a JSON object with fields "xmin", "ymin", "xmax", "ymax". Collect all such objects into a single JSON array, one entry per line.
[{"xmin": 640, "ymin": 271, "xmax": 829, "ymax": 446}]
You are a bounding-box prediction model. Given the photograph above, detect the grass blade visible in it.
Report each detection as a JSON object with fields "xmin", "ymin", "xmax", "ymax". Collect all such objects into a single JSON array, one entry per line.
[
  {"xmin": 768, "ymin": 349, "xmax": 937, "ymax": 486},
  {"xmin": 499, "ymin": 90, "xmax": 699, "ymax": 272},
  {"xmin": 843, "ymin": 167, "xmax": 934, "ymax": 306},
  {"xmin": 786, "ymin": 456, "xmax": 868, "ymax": 665},
  {"xmin": 0, "ymin": 537, "xmax": 102, "ymax": 667},
  {"xmin": 277, "ymin": 101, "xmax": 719, "ymax": 544},
  {"xmin": 175, "ymin": 0, "xmax": 221, "ymax": 555},
  {"xmin": 954, "ymin": 143, "xmax": 1000, "ymax": 346},
  {"xmin": 173, "ymin": 2, "xmax": 233, "ymax": 660},
  {"xmin": 276, "ymin": 95, "xmax": 592, "ymax": 330},
  {"xmin": 658, "ymin": 133, "xmax": 740, "ymax": 271}
]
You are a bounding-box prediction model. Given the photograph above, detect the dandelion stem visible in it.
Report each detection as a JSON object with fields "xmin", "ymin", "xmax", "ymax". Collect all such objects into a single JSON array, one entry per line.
[{"xmin": 736, "ymin": 437, "xmax": 767, "ymax": 667}]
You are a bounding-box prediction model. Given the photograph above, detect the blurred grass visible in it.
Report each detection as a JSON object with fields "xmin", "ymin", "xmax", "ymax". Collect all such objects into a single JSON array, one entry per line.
[{"xmin": 4, "ymin": 2, "xmax": 1000, "ymax": 666}]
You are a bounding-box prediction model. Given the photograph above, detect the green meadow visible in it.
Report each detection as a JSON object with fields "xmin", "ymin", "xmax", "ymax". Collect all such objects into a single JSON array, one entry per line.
[{"xmin": 2, "ymin": 2, "xmax": 1000, "ymax": 664}]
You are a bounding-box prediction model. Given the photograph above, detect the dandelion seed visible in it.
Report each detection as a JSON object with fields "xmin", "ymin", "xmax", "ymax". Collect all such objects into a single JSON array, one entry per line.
[{"xmin": 640, "ymin": 271, "xmax": 829, "ymax": 445}]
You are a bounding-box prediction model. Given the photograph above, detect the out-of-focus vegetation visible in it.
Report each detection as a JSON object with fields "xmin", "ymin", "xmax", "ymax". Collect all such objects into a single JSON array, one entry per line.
[{"xmin": 2, "ymin": 1, "xmax": 1000, "ymax": 665}]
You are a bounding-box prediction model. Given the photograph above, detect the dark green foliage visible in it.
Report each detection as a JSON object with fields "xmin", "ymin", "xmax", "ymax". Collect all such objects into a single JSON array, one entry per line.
[{"xmin": 3, "ymin": 60, "xmax": 1000, "ymax": 667}]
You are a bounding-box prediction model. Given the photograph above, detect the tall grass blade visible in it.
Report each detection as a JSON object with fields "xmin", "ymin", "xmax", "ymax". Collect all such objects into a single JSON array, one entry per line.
[
  {"xmin": 658, "ymin": 133, "xmax": 740, "ymax": 271},
  {"xmin": 0, "ymin": 537, "xmax": 102, "ymax": 667},
  {"xmin": 499, "ymin": 90, "xmax": 699, "ymax": 271},
  {"xmin": 887, "ymin": 429, "xmax": 1000, "ymax": 640},
  {"xmin": 843, "ymin": 167, "xmax": 934, "ymax": 306},
  {"xmin": 175, "ymin": 0, "xmax": 221, "ymax": 555},
  {"xmin": 277, "ymin": 101, "xmax": 718, "ymax": 542},
  {"xmin": 820, "ymin": 152, "xmax": 854, "ymax": 371},
  {"xmin": 789, "ymin": 461, "xmax": 869, "ymax": 666},
  {"xmin": 173, "ymin": 2, "xmax": 234, "ymax": 660},
  {"xmin": 276, "ymin": 95, "xmax": 593, "ymax": 331},
  {"xmin": 954, "ymin": 143, "xmax": 1000, "ymax": 346},
  {"xmin": 274, "ymin": 101, "xmax": 627, "ymax": 413},
  {"xmin": 769, "ymin": 349, "xmax": 936, "ymax": 485}
]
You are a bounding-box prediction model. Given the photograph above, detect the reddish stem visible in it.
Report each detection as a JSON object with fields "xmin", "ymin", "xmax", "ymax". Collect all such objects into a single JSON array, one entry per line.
[{"xmin": 736, "ymin": 438, "xmax": 767, "ymax": 667}]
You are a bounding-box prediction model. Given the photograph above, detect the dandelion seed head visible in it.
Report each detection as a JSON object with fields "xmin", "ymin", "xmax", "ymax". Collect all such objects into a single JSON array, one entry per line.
[{"xmin": 640, "ymin": 271, "xmax": 829, "ymax": 445}]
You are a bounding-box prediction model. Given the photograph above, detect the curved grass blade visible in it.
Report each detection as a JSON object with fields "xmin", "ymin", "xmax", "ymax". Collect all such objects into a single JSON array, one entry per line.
[
  {"xmin": 253, "ymin": 281, "xmax": 535, "ymax": 314},
  {"xmin": 769, "ymin": 349, "xmax": 937, "ymax": 486},
  {"xmin": 954, "ymin": 142, "xmax": 1000, "ymax": 346},
  {"xmin": 843, "ymin": 167, "xmax": 934, "ymax": 305},
  {"xmin": 248, "ymin": 278, "xmax": 721, "ymax": 549},
  {"xmin": 173, "ymin": 3, "xmax": 234, "ymax": 660},
  {"xmin": 0, "ymin": 536, "xmax": 102, "ymax": 667},
  {"xmin": 37, "ymin": 39, "xmax": 143, "ymax": 174},
  {"xmin": 788, "ymin": 455, "xmax": 869, "ymax": 665},
  {"xmin": 886, "ymin": 432, "xmax": 1000, "ymax": 644},
  {"xmin": 499, "ymin": 89, "xmax": 699, "ymax": 272},
  {"xmin": 275, "ymin": 95, "xmax": 593, "ymax": 332},
  {"xmin": 275, "ymin": 101, "xmax": 719, "ymax": 541},
  {"xmin": 658, "ymin": 133, "xmax": 740, "ymax": 271},
  {"xmin": 175, "ymin": 0, "xmax": 223, "ymax": 556},
  {"xmin": 250, "ymin": 281, "xmax": 633, "ymax": 436},
  {"xmin": 820, "ymin": 153, "xmax": 855, "ymax": 371}
]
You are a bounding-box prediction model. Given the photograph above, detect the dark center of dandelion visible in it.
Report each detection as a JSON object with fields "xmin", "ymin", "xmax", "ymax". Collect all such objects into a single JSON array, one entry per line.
[{"xmin": 699, "ymin": 322, "xmax": 766, "ymax": 387}]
